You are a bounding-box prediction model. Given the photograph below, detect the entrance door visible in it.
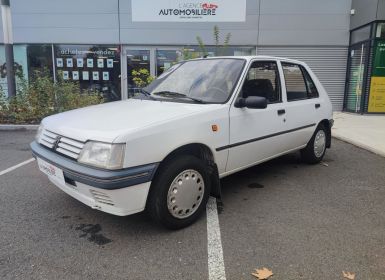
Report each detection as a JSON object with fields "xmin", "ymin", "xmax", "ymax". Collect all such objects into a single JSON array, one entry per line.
[
  {"xmin": 125, "ymin": 49, "xmax": 153, "ymax": 97},
  {"xmin": 345, "ymin": 43, "xmax": 369, "ymax": 112}
]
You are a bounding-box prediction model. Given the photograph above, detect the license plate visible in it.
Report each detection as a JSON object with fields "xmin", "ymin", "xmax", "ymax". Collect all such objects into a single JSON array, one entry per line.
[{"xmin": 37, "ymin": 158, "xmax": 65, "ymax": 185}]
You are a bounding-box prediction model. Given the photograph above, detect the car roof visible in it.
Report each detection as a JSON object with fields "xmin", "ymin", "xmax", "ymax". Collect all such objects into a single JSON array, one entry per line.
[{"xmin": 190, "ymin": 55, "xmax": 306, "ymax": 65}]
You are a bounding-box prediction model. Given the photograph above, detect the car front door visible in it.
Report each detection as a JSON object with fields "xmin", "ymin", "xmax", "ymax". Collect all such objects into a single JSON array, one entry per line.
[{"xmin": 225, "ymin": 60, "xmax": 288, "ymax": 173}]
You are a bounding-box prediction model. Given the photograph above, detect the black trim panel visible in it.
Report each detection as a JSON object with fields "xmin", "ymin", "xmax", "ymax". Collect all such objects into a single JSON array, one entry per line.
[
  {"xmin": 30, "ymin": 141, "xmax": 159, "ymax": 190},
  {"xmin": 216, "ymin": 123, "xmax": 316, "ymax": 151}
]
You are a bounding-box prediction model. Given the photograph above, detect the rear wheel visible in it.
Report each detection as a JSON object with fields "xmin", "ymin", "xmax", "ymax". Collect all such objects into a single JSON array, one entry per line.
[
  {"xmin": 147, "ymin": 155, "xmax": 211, "ymax": 229},
  {"xmin": 300, "ymin": 124, "xmax": 327, "ymax": 164}
]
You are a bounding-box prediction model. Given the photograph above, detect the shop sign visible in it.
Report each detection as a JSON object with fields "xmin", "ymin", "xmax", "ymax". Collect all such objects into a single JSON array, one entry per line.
[
  {"xmin": 368, "ymin": 77, "xmax": 385, "ymax": 112},
  {"xmin": 368, "ymin": 40, "xmax": 385, "ymax": 112},
  {"xmin": 131, "ymin": 0, "xmax": 246, "ymax": 22}
]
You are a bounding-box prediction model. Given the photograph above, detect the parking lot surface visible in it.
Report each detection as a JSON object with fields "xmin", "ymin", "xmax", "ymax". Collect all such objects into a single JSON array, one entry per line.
[{"xmin": 1, "ymin": 130, "xmax": 385, "ymax": 279}]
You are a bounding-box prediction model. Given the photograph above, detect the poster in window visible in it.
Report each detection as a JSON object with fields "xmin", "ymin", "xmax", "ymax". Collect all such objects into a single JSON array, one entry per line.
[
  {"xmin": 66, "ymin": 58, "xmax": 73, "ymax": 68},
  {"xmin": 143, "ymin": 55, "xmax": 148, "ymax": 61},
  {"xmin": 82, "ymin": 71, "xmax": 89, "ymax": 80},
  {"xmin": 63, "ymin": 71, "xmax": 69, "ymax": 80},
  {"xmin": 97, "ymin": 59, "xmax": 104, "ymax": 68},
  {"xmin": 72, "ymin": 71, "xmax": 79, "ymax": 80},
  {"xmin": 56, "ymin": 58, "xmax": 63, "ymax": 67},
  {"xmin": 92, "ymin": 71, "xmax": 99, "ymax": 81},
  {"xmin": 77, "ymin": 58, "xmax": 84, "ymax": 68},
  {"xmin": 87, "ymin": 58, "xmax": 94, "ymax": 68},
  {"xmin": 107, "ymin": 59, "xmax": 113, "ymax": 68},
  {"xmin": 103, "ymin": 72, "xmax": 109, "ymax": 81}
]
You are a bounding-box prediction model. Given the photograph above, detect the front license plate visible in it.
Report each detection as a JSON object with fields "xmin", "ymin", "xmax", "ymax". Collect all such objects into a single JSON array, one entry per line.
[{"xmin": 37, "ymin": 158, "xmax": 65, "ymax": 185}]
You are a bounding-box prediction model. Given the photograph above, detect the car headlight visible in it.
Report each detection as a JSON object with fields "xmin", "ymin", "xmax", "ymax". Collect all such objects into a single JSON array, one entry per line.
[
  {"xmin": 35, "ymin": 125, "xmax": 44, "ymax": 142},
  {"xmin": 78, "ymin": 141, "xmax": 125, "ymax": 170}
]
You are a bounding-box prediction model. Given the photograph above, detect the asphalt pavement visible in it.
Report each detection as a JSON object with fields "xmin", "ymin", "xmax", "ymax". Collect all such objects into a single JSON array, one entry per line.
[{"xmin": 0, "ymin": 130, "xmax": 384, "ymax": 280}]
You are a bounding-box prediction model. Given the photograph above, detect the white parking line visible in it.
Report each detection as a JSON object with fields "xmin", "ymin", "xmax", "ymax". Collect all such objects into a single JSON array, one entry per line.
[
  {"xmin": 0, "ymin": 158, "xmax": 35, "ymax": 176},
  {"xmin": 207, "ymin": 196, "xmax": 226, "ymax": 280}
]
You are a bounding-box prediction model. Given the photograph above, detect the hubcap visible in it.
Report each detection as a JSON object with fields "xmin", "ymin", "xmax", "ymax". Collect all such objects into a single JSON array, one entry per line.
[
  {"xmin": 314, "ymin": 130, "xmax": 326, "ymax": 158},
  {"xmin": 167, "ymin": 169, "xmax": 205, "ymax": 219}
]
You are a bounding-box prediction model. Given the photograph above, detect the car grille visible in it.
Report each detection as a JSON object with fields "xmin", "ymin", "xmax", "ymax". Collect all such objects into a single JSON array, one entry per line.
[{"xmin": 39, "ymin": 129, "xmax": 85, "ymax": 160}]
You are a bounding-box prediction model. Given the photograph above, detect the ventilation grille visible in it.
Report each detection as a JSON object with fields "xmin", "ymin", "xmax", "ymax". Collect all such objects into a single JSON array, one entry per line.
[
  {"xmin": 90, "ymin": 190, "xmax": 115, "ymax": 206},
  {"xmin": 39, "ymin": 129, "xmax": 85, "ymax": 160}
]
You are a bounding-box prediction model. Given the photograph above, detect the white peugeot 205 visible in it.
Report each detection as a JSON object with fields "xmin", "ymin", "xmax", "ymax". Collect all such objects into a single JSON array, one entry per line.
[{"xmin": 31, "ymin": 56, "xmax": 333, "ymax": 229}]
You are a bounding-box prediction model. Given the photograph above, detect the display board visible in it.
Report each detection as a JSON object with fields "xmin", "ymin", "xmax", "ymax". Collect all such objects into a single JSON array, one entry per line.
[
  {"xmin": 131, "ymin": 0, "xmax": 246, "ymax": 22},
  {"xmin": 368, "ymin": 40, "xmax": 385, "ymax": 112},
  {"xmin": 54, "ymin": 45, "xmax": 121, "ymax": 101}
]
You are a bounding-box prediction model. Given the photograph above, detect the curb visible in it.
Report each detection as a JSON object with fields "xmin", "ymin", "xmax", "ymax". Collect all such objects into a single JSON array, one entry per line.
[
  {"xmin": 332, "ymin": 134, "xmax": 385, "ymax": 158},
  {"xmin": 0, "ymin": 124, "xmax": 39, "ymax": 131}
]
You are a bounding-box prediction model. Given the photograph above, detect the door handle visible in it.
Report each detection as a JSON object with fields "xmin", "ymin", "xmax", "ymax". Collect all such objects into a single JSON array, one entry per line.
[
  {"xmin": 315, "ymin": 103, "xmax": 321, "ymax": 109},
  {"xmin": 277, "ymin": 109, "xmax": 286, "ymax": 115}
]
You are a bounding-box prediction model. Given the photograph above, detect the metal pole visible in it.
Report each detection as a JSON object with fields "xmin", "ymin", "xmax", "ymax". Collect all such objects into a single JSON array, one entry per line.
[{"xmin": 1, "ymin": 0, "xmax": 16, "ymax": 98}]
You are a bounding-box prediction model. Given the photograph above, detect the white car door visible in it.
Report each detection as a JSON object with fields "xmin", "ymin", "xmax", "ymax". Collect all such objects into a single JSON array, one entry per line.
[
  {"xmin": 224, "ymin": 60, "xmax": 288, "ymax": 173},
  {"xmin": 279, "ymin": 61, "xmax": 321, "ymax": 150}
]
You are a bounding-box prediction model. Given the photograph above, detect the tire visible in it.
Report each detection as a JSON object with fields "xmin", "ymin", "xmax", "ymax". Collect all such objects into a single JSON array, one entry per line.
[
  {"xmin": 300, "ymin": 123, "xmax": 327, "ymax": 164},
  {"xmin": 147, "ymin": 155, "xmax": 211, "ymax": 229}
]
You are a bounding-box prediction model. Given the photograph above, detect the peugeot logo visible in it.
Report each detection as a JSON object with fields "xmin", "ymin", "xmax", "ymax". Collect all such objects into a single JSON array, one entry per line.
[{"xmin": 53, "ymin": 136, "xmax": 61, "ymax": 150}]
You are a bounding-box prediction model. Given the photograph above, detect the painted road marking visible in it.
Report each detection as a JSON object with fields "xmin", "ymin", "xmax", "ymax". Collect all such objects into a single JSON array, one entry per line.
[
  {"xmin": 207, "ymin": 196, "xmax": 226, "ymax": 280},
  {"xmin": 0, "ymin": 158, "xmax": 35, "ymax": 176}
]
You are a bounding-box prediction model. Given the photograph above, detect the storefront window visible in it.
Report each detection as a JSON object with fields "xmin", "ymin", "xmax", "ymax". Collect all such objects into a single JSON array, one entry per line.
[
  {"xmin": 156, "ymin": 50, "xmax": 178, "ymax": 76},
  {"xmin": 27, "ymin": 44, "xmax": 53, "ymax": 80},
  {"xmin": 351, "ymin": 25, "xmax": 371, "ymax": 44},
  {"xmin": 177, "ymin": 45, "xmax": 255, "ymax": 62},
  {"xmin": 0, "ymin": 45, "xmax": 29, "ymax": 96},
  {"xmin": 54, "ymin": 45, "xmax": 121, "ymax": 102},
  {"xmin": 126, "ymin": 49, "xmax": 151, "ymax": 96},
  {"xmin": 376, "ymin": 23, "xmax": 385, "ymax": 39}
]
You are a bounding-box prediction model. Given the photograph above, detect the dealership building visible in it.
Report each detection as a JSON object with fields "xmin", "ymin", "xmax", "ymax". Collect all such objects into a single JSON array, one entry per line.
[{"xmin": 0, "ymin": 0, "xmax": 384, "ymax": 112}]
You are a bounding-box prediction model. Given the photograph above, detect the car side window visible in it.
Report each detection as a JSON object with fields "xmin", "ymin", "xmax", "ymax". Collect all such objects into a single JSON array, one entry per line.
[
  {"xmin": 282, "ymin": 62, "xmax": 319, "ymax": 101},
  {"xmin": 241, "ymin": 61, "xmax": 281, "ymax": 103},
  {"xmin": 301, "ymin": 66, "xmax": 319, "ymax": 98}
]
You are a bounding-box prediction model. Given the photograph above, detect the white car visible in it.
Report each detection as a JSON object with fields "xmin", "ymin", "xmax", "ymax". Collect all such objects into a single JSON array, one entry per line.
[{"xmin": 31, "ymin": 56, "xmax": 333, "ymax": 229}]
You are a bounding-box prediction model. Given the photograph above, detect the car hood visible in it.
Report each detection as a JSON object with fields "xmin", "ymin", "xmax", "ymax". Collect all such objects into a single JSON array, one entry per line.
[{"xmin": 42, "ymin": 99, "xmax": 219, "ymax": 143}]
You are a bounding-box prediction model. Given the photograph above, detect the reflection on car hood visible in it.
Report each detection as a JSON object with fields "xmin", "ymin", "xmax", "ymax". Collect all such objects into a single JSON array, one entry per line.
[{"xmin": 42, "ymin": 98, "xmax": 218, "ymax": 143}]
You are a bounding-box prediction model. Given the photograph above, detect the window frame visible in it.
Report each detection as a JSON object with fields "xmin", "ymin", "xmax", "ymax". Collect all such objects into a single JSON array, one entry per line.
[
  {"xmin": 281, "ymin": 62, "xmax": 319, "ymax": 102},
  {"xmin": 239, "ymin": 59, "xmax": 282, "ymax": 104}
]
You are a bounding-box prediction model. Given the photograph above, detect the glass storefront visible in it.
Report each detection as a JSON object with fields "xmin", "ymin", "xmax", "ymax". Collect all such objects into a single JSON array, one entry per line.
[
  {"xmin": 344, "ymin": 21, "xmax": 385, "ymax": 113},
  {"xmin": 1, "ymin": 44, "xmax": 256, "ymax": 101}
]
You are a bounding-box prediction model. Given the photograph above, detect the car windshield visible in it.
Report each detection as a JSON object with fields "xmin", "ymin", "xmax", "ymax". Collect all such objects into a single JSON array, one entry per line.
[{"xmin": 136, "ymin": 58, "xmax": 245, "ymax": 104}]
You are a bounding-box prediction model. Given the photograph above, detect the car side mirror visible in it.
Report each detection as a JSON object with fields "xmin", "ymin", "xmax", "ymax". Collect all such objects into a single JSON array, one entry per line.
[{"xmin": 234, "ymin": 96, "xmax": 267, "ymax": 109}]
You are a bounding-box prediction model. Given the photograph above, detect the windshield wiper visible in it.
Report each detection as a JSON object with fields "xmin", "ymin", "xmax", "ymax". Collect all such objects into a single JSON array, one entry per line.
[
  {"xmin": 138, "ymin": 88, "xmax": 156, "ymax": 100},
  {"xmin": 152, "ymin": 91, "xmax": 206, "ymax": 103}
]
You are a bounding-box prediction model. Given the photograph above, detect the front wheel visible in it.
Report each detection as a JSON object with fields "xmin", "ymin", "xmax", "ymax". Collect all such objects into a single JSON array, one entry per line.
[
  {"xmin": 147, "ymin": 155, "xmax": 211, "ymax": 229},
  {"xmin": 300, "ymin": 124, "xmax": 327, "ymax": 164}
]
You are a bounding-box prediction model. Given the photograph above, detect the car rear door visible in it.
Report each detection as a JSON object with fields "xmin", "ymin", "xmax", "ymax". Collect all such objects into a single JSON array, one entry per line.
[
  {"xmin": 279, "ymin": 61, "xmax": 321, "ymax": 150},
  {"xmin": 225, "ymin": 60, "xmax": 288, "ymax": 173}
]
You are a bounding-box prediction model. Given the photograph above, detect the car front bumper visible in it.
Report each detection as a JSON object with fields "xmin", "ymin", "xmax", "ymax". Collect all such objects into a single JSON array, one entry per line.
[{"xmin": 30, "ymin": 141, "xmax": 159, "ymax": 216}]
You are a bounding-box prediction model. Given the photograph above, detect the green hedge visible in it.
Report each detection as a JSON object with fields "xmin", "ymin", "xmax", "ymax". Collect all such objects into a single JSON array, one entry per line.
[{"xmin": 0, "ymin": 70, "xmax": 103, "ymax": 124}]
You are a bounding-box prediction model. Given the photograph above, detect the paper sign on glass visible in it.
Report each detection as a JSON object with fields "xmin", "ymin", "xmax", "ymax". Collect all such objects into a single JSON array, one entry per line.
[
  {"xmin": 82, "ymin": 71, "xmax": 89, "ymax": 80},
  {"xmin": 63, "ymin": 71, "xmax": 69, "ymax": 80},
  {"xmin": 97, "ymin": 59, "xmax": 104, "ymax": 68},
  {"xmin": 87, "ymin": 59, "xmax": 94, "ymax": 68},
  {"xmin": 92, "ymin": 71, "xmax": 99, "ymax": 81},
  {"xmin": 56, "ymin": 58, "xmax": 63, "ymax": 67},
  {"xmin": 103, "ymin": 72, "xmax": 109, "ymax": 81},
  {"xmin": 66, "ymin": 58, "xmax": 73, "ymax": 68},
  {"xmin": 77, "ymin": 58, "xmax": 84, "ymax": 68},
  {"xmin": 72, "ymin": 71, "xmax": 79, "ymax": 80},
  {"xmin": 107, "ymin": 59, "xmax": 113, "ymax": 68}
]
